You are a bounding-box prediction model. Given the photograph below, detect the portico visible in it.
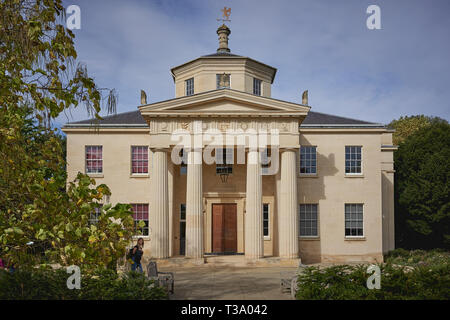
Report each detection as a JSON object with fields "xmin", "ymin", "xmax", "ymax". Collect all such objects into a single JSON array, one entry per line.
[{"xmin": 141, "ymin": 88, "xmax": 309, "ymax": 262}]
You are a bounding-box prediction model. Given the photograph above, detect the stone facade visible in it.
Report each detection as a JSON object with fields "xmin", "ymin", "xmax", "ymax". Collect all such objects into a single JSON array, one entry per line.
[{"xmin": 62, "ymin": 26, "xmax": 396, "ymax": 264}]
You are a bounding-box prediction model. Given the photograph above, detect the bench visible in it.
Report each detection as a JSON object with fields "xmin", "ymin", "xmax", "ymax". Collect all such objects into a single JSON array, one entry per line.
[{"xmin": 146, "ymin": 260, "xmax": 174, "ymax": 294}]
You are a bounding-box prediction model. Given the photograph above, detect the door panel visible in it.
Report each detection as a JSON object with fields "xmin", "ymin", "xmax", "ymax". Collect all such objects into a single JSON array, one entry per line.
[
  {"xmin": 212, "ymin": 204, "xmax": 237, "ymax": 254},
  {"xmin": 212, "ymin": 204, "xmax": 224, "ymax": 253},
  {"xmin": 223, "ymin": 204, "xmax": 237, "ymax": 252}
]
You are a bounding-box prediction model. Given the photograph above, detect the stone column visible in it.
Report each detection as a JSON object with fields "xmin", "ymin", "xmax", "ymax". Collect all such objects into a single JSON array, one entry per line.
[
  {"xmin": 150, "ymin": 149, "xmax": 169, "ymax": 258},
  {"xmin": 279, "ymin": 149, "xmax": 299, "ymax": 258},
  {"xmin": 185, "ymin": 148, "xmax": 203, "ymax": 259},
  {"xmin": 245, "ymin": 148, "xmax": 264, "ymax": 259}
]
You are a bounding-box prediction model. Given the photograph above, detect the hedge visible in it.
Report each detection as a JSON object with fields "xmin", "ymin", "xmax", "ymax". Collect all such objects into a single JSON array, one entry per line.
[
  {"xmin": 296, "ymin": 259, "xmax": 449, "ymax": 300},
  {"xmin": 0, "ymin": 268, "xmax": 168, "ymax": 300}
]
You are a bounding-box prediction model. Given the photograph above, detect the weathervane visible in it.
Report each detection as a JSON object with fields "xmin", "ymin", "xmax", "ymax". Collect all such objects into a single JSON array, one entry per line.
[{"xmin": 217, "ymin": 6, "xmax": 231, "ymax": 23}]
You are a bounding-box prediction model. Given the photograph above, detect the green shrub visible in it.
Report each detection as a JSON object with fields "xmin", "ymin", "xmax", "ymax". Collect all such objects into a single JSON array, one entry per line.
[
  {"xmin": 0, "ymin": 268, "xmax": 168, "ymax": 300},
  {"xmin": 296, "ymin": 261, "xmax": 450, "ymax": 300}
]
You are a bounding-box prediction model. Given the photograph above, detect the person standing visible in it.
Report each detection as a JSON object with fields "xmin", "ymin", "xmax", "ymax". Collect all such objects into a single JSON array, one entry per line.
[{"xmin": 131, "ymin": 238, "xmax": 144, "ymax": 273}]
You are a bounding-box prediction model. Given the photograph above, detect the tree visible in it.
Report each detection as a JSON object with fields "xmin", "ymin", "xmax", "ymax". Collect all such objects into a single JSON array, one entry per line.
[
  {"xmin": 0, "ymin": 0, "xmax": 116, "ymax": 126},
  {"xmin": 388, "ymin": 115, "xmax": 447, "ymax": 145},
  {"xmin": 394, "ymin": 121, "xmax": 450, "ymax": 249},
  {"xmin": 0, "ymin": 1, "xmax": 140, "ymax": 271}
]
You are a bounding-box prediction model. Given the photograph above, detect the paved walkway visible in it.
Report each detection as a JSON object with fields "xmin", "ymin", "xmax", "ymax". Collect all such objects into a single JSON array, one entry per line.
[{"xmin": 166, "ymin": 266, "xmax": 298, "ymax": 300}]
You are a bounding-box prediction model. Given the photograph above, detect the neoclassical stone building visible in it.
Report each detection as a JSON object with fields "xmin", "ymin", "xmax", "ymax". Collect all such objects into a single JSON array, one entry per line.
[{"xmin": 63, "ymin": 25, "xmax": 396, "ymax": 264}]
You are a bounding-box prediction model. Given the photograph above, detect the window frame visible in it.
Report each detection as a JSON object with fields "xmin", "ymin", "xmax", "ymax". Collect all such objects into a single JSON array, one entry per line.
[
  {"xmin": 215, "ymin": 148, "xmax": 233, "ymax": 175},
  {"xmin": 299, "ymin": 146, "xmax": 317, "ymax": 176},
  {"xmin": 85, "ymin": 145, "xmax": 103, "ymax": 175},
  {"xmin": 179, "ymin": 148, "xmax": 187, "ymax": 175},
  {"xmin": 344, "ymin": 203, "xmax": 364, "ymax": 238},
  {"xmin": 263, "ymin": 203, "xmax": 270, "ymax": 239},
  {"xmin": 179, "ymin": 203, "xmax": 186, "ymax": 255},
  {"xmin": 299, "ymin": 204, "xmax": 319, "ymax": 238},
  {"xmin": 261, "ymin": 148, "xmax": 271, "ymax": 175},
  {"xmin": 185, "ymin": 77, "xmax": 194, "ymax": 96},
  {"xmin": 216, "ymin": 73, "xmax": 231, "ymax": 89},
  {"xmin": 253, "ymin": 78, "xmax": 262, "ymax": 96},
  {"xmin": 345, "ymin": 146, "xmax": 363, "ymax": 175},
  {"xmin": 131, "ymin": 203, "xmax": 150, "ymax": 238},
  {"xmin": 88, "ymin": 205, "xmax": 102, "ymax": 226},
  {"xmin": 130, "ymin": 146, "xmax": 149, "ymax": 175}
]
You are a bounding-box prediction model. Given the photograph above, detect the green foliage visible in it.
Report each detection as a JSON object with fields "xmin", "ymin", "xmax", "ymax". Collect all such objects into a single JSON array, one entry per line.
[
  {"xmin": 296, "ymin": 251, "xmax": 450, "ymax": 300},
  {"xmin": 385, "ymin": 248, "xmax": 450, "ymax": 267},
  {"xmin": 0, "ymin": 105, "xmax": 136, "ymax": 271},
  {"xmin": 388, "ymin": 115, "xmax": 447, "ymax": 145},
  {"xmin": 0, "ymin": 0, "xmax": 131, "ymax": 272},
  {"xmin": 0, "ymin": 268, "xmax": 168, "ymax": 300},
  {"xmin": 394, "ymin": 121, "xmax": 450, "ymax": 248},
  {"xmin": 0, "ymin": 0, "xmax": 116, "ymax": 125}
]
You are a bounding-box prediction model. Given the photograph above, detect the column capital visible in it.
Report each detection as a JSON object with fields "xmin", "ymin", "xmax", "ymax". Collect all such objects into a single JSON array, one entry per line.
[
  {"xmin": 279, "ymin": 147, "xmax": 299, "ymax": 153},
  {"xmin": 150, "ymin": 147, "xmax": 170, "ymax": 153}
]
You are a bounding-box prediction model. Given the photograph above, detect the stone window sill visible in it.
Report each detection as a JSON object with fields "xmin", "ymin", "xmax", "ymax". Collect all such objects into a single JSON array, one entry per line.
[
  {"xmin": 87, "ymin": 173, "xmax": 104, "ymax": 178},
  {"xmin": 132, "ymin": 235, "xmax": 150, "ymax": 240},
  {"xmin": 299, "ymin": 236, "xmax": 320, "ymax": 241},
  {"xmin": 299, "ymin": 174, "xmax": 319, "ymax": 178},
  {"xmin": 130, "ymin": 174, "xmax": 150, "ymax": 178},
  {"xmin": 345, "ymin": 236, "xmax": 366, "ymax": 241},
  {"xmin": 345, "ymin": 174, "xmax": 364, "ymax": 178},
  {"xmin": 264, "ymin": 236, "xmax": 271, "ymax": 241}
]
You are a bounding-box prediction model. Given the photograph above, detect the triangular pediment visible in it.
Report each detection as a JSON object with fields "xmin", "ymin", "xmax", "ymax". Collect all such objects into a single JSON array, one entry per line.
[{"xmin": 139, "ymin": 89, "xmax": 310, "ymax": 118}]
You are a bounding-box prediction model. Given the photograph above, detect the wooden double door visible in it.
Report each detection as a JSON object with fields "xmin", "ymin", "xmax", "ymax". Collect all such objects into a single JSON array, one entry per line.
[{"xmin": 212, "ymin": 204, "xmax": 237, "ymax": 254}]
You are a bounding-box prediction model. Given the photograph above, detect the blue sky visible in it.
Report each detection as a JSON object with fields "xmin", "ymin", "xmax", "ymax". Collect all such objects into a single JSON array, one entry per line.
[{"xmin": 56, "ymin": 0, "xmax": 450, "ymax": 127}]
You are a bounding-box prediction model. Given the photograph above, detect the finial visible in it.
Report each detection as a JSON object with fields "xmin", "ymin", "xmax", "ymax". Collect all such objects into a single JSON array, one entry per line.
[
  {"xmin": 302, "ymin": 90, "xmax": 308, "ymax": 105},
  {"xmin": 217, "ymin": 24, "xmax": 231, "ymax": 53},
  {"xmin": 141, "ymin": 90, "xmax": 147, "ymax": 105}
]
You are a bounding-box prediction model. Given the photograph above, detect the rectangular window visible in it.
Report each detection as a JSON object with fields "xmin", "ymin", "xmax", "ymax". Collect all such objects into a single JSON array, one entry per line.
[
  {"xmin": 261, "ymin": 148, "xmax": 271, "ymax": 175},
  {"xmin": 253, "ymin": 78, "xmax": 262, "ymax": 95},
  {"xmin": 131, "ymin": 204, "xmax": 149, "ymax": 236},
  {"xmin": 216, "ymin": 73, "xmax": 230, "ymax": 89},
  {"xmin": 345, "ymin": 146, "xmax": 362, "ymax": 174},
  {"xmin": 180, "ymin": 148, "xmax": 187, "ymax": 175},
  {"xmin": 216, "ymin": 148, "xmax": 233, "ymax": 174},
  {"xmin": 131, "ymin": 146, "xmax": 148, "ymax": 174},
  {"xmin": 263, "ymin": 203, "xmax": 269, "ymax": 237},
  {"xmin": 89, "ymin": 205, "xmax": 102, "ymax": 225},
  {"xmin": 345, "ymin": 204, "xmax": 363, "ymax": 236},
  {"xmin": 299, "ymin": 204, "xmax": 318, "ymax": 237},
  {"xmin": 86, "ymin": 146, "xmax": 103, "ymax": 174},
  {"xmin": 180, "ymin": 204, "xmax": 186, "ymax": 255},
  {"xmin": 185, "ymin": 78, "xmax": 194, "ymax": 96},
  {"xmin": 300, "ymin": 146, "xmax": 317, "ymax": 174}
]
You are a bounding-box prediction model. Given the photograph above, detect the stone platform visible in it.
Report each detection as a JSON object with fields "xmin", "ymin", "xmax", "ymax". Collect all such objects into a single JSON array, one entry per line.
[{"xmin": 147, "ymin": 255, "xmax": 301, "ymax": 268}]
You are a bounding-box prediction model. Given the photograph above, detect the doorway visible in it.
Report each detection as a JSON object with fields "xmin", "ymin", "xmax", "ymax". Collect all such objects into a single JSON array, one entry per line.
[{"xmin": 212, "ymin": 203, "xmax": 237, "ymax": 254}]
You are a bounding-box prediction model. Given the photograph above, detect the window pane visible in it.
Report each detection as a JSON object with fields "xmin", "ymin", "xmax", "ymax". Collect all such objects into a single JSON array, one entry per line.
[
  {"xmin": 217, "ymin": 74, "xmax": 230, "ymax": 89},
  {"xmin": 299, "ymin": 204, "xmax": 318, "ymax": 236},
  {"xmin": 253, "ymin": 78, "xmax": 262, "ymax": 95},
  {"xmin": 345, "ymin": 204, "xmax": 363, "ymax": 237},
  {"xmin": 131, "ymin": 204, "xmax": 149, "ymax": 236},
  {"xmin": 131, "ymin": 146, "xmax": 149, "ymax": 174},
  {"xmin": 300, "ymin": 146, "xmax": 317, "ymax": 175},
  {"xmin": 86, "ymin": 146, "xmax": 102, "ymax": 173},
  {"xmin": 263, "ymin": 204, "xmax": 269, "ymax": 236},
  {"xmin": 185, "ymin": 78, "xmax": 194, "ymax": 96}
]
